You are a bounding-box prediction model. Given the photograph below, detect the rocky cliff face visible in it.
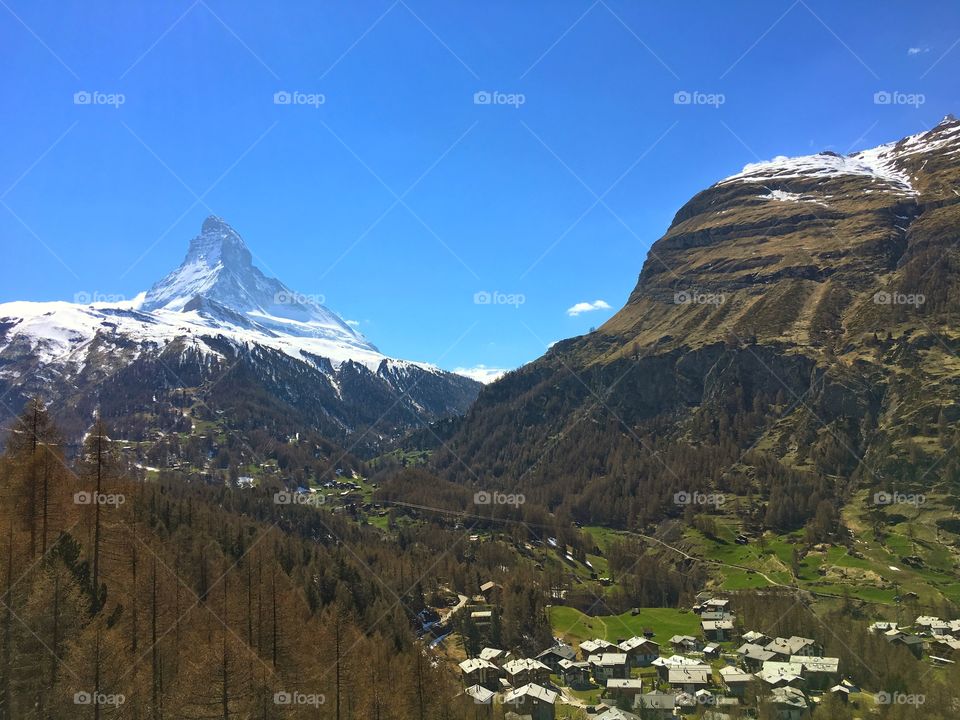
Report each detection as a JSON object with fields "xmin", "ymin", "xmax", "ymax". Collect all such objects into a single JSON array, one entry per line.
[{"xmin": 434, "ymin": 118, "xmax": 960, "ymax": 525}]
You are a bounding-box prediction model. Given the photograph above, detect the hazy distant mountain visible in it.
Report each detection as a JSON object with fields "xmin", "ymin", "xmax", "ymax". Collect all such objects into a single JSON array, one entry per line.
[{"xmin": 0, "ymin": 217, "xmax": 480, "ymax": 452}]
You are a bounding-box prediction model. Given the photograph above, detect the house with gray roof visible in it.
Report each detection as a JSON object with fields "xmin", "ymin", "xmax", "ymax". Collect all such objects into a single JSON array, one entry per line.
[
  {"xmin": 619, "ymin": 636, "xmax": 660, "ymax": 666},
  {"xmin": 503, "ymin": 683, "xmax": 558, "ymax": 720},
  {"xmin": 459, "ymin": 657, "xmax": 500, "ymax": 688},
  {"xmin": 667, "ymin": 666, "xmax": 712, "ymax": 693},
  {"xmin": 765, "ymin": 636, "xmax": 817, "ymax": 658},
  {"xmin": 790, "ymin": 655, "xmax": 840, "ymax": 690}
]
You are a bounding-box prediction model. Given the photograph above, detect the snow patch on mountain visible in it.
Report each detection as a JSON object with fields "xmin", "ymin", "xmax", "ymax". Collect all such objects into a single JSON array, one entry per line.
[{"xmin": 720, "ymin": 116, "xmax": 960, "ymax": 196}]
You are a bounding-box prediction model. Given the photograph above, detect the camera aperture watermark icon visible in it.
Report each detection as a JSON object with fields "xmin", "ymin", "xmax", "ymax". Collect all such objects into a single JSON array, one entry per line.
[
  {"xmin": 274, "ymin": 490, "xmax": 326, "ymax": 507},
  {"xmin": 74, "ymin": 290, "xmax": 127, "ymax": 305},
  {"xmin": 873, "ymin": 491, "xmax": 925, "ymax": 508},
  {"xmin": 474, "ymin": 490, "xmax": 525, "ymax": 508},
  {"xmin": 474, "ymin": 290, "xmax": 525, "ymax": 308},
  {"xmin": 674, "ymin": 290, "xmax": 725, "ymax": 306},
  {"xmin": 875, "ymin": 691, "xmax": 925, "ymax": 706},
  {"xmin": 474, "ymin": 90, "xmax": 525, "ymax": 108},
  {"xmin": 74, "ymin": 91, "xmax": 125, "ymax": 108},
  {"xmin": 274, "ymin": 290, "xmax": 326, "ymax": 306},
  {"xmin": 674, "ymin": 490, "xmax": 725, "ymax": 508},
  {"xmin": 274, "ymin": 90, "xmax": 326, "ymax": 108},
  {"xmin": 874, "ymin": 91, "xmax": 925, "ymax": 108},
  {"xmin": 873, "ymin": 291, "xmax": 925, "ymax": 306},
  {"xmin": 274, "ymin": 691, "xmax": 325, "ymax": 707},
  {"xmin": 74, "ymin": 491, "xmax": 125, "ymax": 507},
  {"xmin": 74, "ymin": 691, "xmax": 125, "ymax": 707},
  {"xmin": 674, "ymin": 90, "xmax": 725, "ymax": 108}
]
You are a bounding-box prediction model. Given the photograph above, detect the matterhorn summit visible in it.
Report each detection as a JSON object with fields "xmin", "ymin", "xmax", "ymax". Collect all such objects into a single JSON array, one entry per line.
[
  {"xmin": 0, "ymin": 217, "xmax": 480, "ymax": 447},
  {"xmin": 140, "ymin": 216, "xmax": 377, "ymax": 356}
]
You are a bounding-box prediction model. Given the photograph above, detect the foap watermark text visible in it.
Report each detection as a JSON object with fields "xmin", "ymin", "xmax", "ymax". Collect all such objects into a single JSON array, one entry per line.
[
  {"xmin": 474, "ymin": 490, "xmax": 525, "ymax": 507},
  {"xmin": 674, "ymin": 491, "xmax": 725, "ymax": 507}
]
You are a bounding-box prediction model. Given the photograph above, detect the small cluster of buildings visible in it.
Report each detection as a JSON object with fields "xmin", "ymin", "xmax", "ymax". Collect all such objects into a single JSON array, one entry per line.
[
  {"xmin": 456, "ymin": 595, "xmax": 847, "ymax": 719},
  {"xmin": 869, "ymin": 615, "xmax": 960, "ymax": 663}
]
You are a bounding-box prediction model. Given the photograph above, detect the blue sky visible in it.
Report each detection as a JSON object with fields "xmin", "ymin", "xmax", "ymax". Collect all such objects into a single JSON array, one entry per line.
[{"xmin": 2, "ymin": 1, "xmax": 959, "ymax": 380}]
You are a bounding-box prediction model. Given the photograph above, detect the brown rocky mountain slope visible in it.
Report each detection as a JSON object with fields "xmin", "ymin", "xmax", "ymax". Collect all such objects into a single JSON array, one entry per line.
[{"xmin": 432, "ymin": 117, "xmax": 960, "ymax": 529}]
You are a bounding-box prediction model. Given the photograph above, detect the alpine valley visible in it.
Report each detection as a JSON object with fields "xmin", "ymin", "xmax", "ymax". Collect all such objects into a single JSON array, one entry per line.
[{"xmin": 3, "ymin": 120, "xmax": 960, "ymax": 720}]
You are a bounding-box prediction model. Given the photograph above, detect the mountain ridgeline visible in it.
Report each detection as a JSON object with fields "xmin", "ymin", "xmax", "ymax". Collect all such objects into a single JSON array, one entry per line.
[
  {"xmin": 432, "ymin": 117, "xmax": 960, "ymax": 530},
  {"xmin": 0, "ymin": 218, "xmax": 480, "ymax": 456}
]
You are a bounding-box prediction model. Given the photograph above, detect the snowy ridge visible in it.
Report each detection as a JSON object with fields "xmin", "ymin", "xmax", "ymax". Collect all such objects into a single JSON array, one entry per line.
[
  {"xmin": 720, "ymin": 115, "xmax": 960, "ymax": 195},
  {"xmin": 0, "ymin": 217, "xmax": 445, "ymax": 376},
  {"xmin": 721, "ymin": 149, "xmax": 915, "ymax": 194}
]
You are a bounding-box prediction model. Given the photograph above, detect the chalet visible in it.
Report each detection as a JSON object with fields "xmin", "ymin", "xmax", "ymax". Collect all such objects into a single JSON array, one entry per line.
[
  {"xmin": 790, "ymin": 655, "xmax": 840, "ymax": 690},
  {"xmin": 914, "ymin": 615, "xmax": 943, "ymax": 631},
  {"xmin": 503, "ymin": 683, "xmax": 558, "ymax": 720},
  {"xmin": 580, "ymin": 638, "xmax": 618, "ymax": 659},
  {"xmin": 702, "ymin": 619, "xmax": 736, "ymax": 642},
  {"xmin": 618, "ymin": 637, "xmax": 660, "ymax": 667},
  {"xmin": 589, "ymin": 653, "xmax": 629, "ymax": 682},
  {"xmin": 669, "ymin": 634, "xmax": 700, "ymax": 653},
  {"xmin": 704, "ymin": 598, "xmax": 731, "ymax": 613},
  {"xmin": 459, "ymin": 658, "xmax": 500, "ymax": 688},
  {"xmin": 557, "ymin": 658, "xmax": 590, "ymax": 688},
  {"xmin": 742, "ymin": 630, "xmax": 769, "ymax": 645},
  {"xmin": 931, "ymin": 637, "xmax": 960, "ymax": 657},
  {"xmin": 756, "ymin": 661, "xmax": 805, "ymax": 688},
  {"xmin": 464, "ymin": 684, "xmax": 495, "ymax": 705},
  {"xmin": 606, "ymin": 677, "xmax": 644, "ymax": 700},
  {"xmin": 883, "ymin": 627, "xmax": 908, "ymax": 642},
  {"xmin": 767, "ymin": 686, "xmax": 808, "ymax": 720},
  {"xmin": 479, "ymin": 647, "xmax": 512, "ymax": 665},
  {"xmin": 719, "ymin": 665, "xmax": 753, "ymax": 697},
  {"xmin": 502, "ymin": 658, "xmax": 551, "ymax": 687},
  {"xmin": 736, "ymin": 642, "xmax": 776, "ymax": 671},
  {"xmin": 652, "ymin": 654, "xmax": 702, "ymax": 682},
  {"xmin": 868, "ymin": 621, "xmax": 899, "ymax": 634},
  {"xmin": 765, "ymin": 636, "xmax": 816, "ymax": 658},
  {"xmin": 828, "ymin": 684, "xmax": 851, "ymax": 703},
  {"xmin": 667, "ymin": 666, "xmax": 711, "ymax": 694},
  {"xmin": 887, "ymin": 633, "xmax": 924, "ymax": 659},
  {"xmin": 536, "ymin": 643, "xmax": 577, "ymax": 673},
  {"xmin": 703, "ymin": 642, "xmax": 721, "ymax": 659},
  {"xmin": 929, "ymin": 620, "xmax": 952, "ymax": 637},
  {"xmin": 633, "ymin": 692, "xmax": 677, "ymax": 719}
]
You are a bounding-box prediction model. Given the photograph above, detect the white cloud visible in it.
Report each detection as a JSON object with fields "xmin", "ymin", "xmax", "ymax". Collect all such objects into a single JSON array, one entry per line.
[
  {"xmin": 345, "ymin": 319, "xmax": 360, "ymax": 328},
  {"xmin": 907, "ymin": 47, "xmax": 929, "ymax": 55},
  {"xmin": 566, "ymin": 299, "xmax": 612, "ymax": 317},
  {"xmin": 453, "ymin": 364, "xmax": 509, "ymax": 384}
]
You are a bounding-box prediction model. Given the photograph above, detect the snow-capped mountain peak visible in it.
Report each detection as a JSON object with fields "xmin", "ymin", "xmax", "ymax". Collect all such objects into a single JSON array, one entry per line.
[
  {"xmin": 0, "ymin": 217, "xmax": 481, "ymax": 446},
  {"xmin": 140, "ymin": 216, "xmax": 376, "ymax": 354},
  {"xmin": 186, "ymin": 214, "xmax": 254, "ymax": 268}
]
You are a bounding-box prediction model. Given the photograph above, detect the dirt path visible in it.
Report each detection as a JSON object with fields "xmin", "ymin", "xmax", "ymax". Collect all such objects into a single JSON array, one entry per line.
[{"xmin": 637, "ymin": 533, "xmax": 788, "ymax": 589}]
